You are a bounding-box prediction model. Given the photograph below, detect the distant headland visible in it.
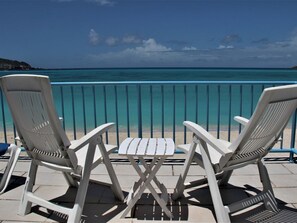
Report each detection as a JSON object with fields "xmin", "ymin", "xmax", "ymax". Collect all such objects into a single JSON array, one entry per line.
[{"xmin": 0, "ymin": 58, "xmax": 34, "ymax": 70}]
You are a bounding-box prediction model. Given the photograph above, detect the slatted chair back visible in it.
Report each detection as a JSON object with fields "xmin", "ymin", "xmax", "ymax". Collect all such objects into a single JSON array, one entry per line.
[
  {"xmin": 0, "ymin": 74, "xmax": 76, "ymax": 168},
  {"xmin": 228, "ymin": 84, "xmax": 297, "ymax": 166}
]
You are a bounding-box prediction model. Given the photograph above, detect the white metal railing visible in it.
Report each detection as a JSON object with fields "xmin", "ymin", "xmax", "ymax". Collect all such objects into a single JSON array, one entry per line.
[{"xmin": 1, "ymin": 81, "xmax": 297, "ymax": 161}]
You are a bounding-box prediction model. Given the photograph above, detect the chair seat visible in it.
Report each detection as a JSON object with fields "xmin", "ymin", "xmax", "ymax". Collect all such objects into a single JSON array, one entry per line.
[
  {"xmin": 74, "ymin": 142, "xmax": 117, "ymax": 169},
  {"xmin": 178, "ymin": 139, "xmax": 231, "ymax": 173}
]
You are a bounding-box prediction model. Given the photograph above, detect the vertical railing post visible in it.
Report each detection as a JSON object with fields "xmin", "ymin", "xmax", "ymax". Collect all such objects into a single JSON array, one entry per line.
[
  {"xmin": 239, "ymin": 84, "xmax": 243, "ymax": 133},
  {"xmin": 150, "ymin": 85, "xmax": 154, "ymax": 138},
  {"xmin": 0, "ymin": 90, "xmax": 7, "ymax": 143},
  {"xmin": 217, "ymin": 85, "xmax": 221, "ymax": 138},
  {"xmin": 290, "ymin": 109, "xmax": 297, "ymax": 162},
  {"xmin": 195, "ymin": 85, "xmax": 198, "ymax": 124},
  {"xmin": 82, "ymin": 86, "xmax": 87, "ymax": 135},
  {"xmin": 92, "ymin": 86, "xmax": 97, "ymax": 128},
  {"xmin": 161, "ymin": 85, "xmax": 164, "ymax": 138},
  {"xmin": 206, "ymin": 85, "xmax": 209, "ymax": 131},
  {"xmin": 250, "ymin": 85, "xmax": 254, "ymax": 116},
  {"xmin": 13, "ymin": 124, "xmax": 17, "ymax": 145},
  {"xmin": 114, "ymin": 85, "xmax": 119, "ymax": 146},
  {"xmin": 173, "ymin": 85, "xmax": 176, "ymax": 142},
  {"xmin": 228, "ymin": 85, "xmax": 232, "ymax": 141},
  {"xmin": 126, "ymin": 85, "xmax": 130, "ymax": 137},
  {"xmin": 60, "ymin": 86, "xmax": 65, "ymax": 129},
  {"xmin": 137, "ymin": 85, "xmax": 142, "ymax": 138},
  {"xmin": 71, "ymin": 86, "xmax": 76, "ymax": 140},
  {"xmin": 184, "ymin": 85, "xmax": 187, "ymax": 144},
  {"xmin": 103, "ymin": 85, "xmax": 108, "ymax": 143}
]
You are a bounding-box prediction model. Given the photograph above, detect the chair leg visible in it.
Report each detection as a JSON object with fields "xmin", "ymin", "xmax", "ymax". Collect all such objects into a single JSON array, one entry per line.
[
  {"xmin": 67, "ymin": 171, "xmax": 91, "ymax": 223},
  {"xmin": 200, "ymin": 140, "xmax": 230, "ymax": 223},
  {"xmin": 0, "ymin": 146, "xmax": 21, "ymax": 194},
  {"xmin": 172, "ymin": 141, "xmax": 197, "ymax": 200},
  {"xmin": 258, "ymin": 159, "xmax": 279, "ymax": 212},
  {"xmin": 98, "ymin": 139, "xmax": 124, "ymax": 201},
  {"xmin": 68, "ymin": 141, "xmax": 96, "ymax": 223},
  {"xmin": 18, "ymin": 161, "xmax": 38, "ymax": 216}
]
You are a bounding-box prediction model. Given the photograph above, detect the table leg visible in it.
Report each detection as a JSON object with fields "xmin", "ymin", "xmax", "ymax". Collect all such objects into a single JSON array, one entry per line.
[
  {"xmin": 121, "ymin": 156, "xmax": 173, "ymax": 218},
  {"xmin": 130, "ymin": 157, "xmax": 158, "ymax": 192},
  {"xmin": 139, "ymin": 157, "xmax": 160, "ymax": 186}
]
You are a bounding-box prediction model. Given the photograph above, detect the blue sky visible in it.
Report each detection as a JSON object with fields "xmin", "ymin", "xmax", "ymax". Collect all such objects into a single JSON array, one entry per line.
[{"xmin": 1, "ymin": 0, "xmax": 297, "ymax": 68}]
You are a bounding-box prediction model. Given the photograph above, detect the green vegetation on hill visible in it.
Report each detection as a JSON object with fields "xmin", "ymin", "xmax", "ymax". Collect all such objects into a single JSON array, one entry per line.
[{"xmin": 0, "ymin": 58, "xmax": 32, "ymax": 70}]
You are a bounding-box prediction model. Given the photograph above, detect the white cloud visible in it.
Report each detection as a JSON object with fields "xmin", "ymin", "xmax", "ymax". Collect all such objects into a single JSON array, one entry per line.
[
  {"xmin": 106, "ymin": 37, "xmax": 118, "ymax": 46},
  {"xmin": 54, "ymin": 0, "xmax": 115, "ymax": 4},
  {"xmin": 255, "ymin": 33, "xmax": 297, "ymax": 51},
  {"xmin": 182, "ymin": 46, "xmax": 197, "ymax": 51},
  {"xmin": 52, "ymin": 0, "xmax": 74, "ymax": 2},
  {"xmin": 86, "ymin": 38, "xmax": 222, "ymax": 67},
  {"xmin": 119, "ymin": 38, "xmax": 172, "ymax": 62},
  {"xmin": 133, "ymin": 38, "xmax": 172, "ymax": 52},
  {"xmin": 87, "ymin": 38, "xmax": 176, "ymax": 66},
  {"xmin": 218, "ymin": 45, "xmax": 234, "ymax": 49},
  {"xmin": 255, "ymin": 54, "xmax": 292, "ymax": 60},
  {"xmin": 86, "ymin": 32, "xmax": 297, "ymax": 68},
  {"xmin": 86, "ymin": 0, "xmax": 115, "ymax": 6},
  {"xmin": 122, "ymin": 35, "xmax": 141, "ymax": 44},
  {"xmin": 89, "ymin": 29, "xmax": 100, "ymax": 45}
]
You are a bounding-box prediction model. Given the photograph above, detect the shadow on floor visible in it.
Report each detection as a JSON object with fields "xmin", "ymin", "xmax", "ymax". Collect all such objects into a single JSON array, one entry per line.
[
  {"xmin": 131, "ymin": 193, "xmax": 189, "ymax": 221},
  {"xmin": 23, "ymin": 181, "xmax": 126, "ymax": 223},
  {"xmin": 0, "ymin": 174, "xmax": 26, "ymax": 193},
  {"xmin": 232, "ymin": 205, "xmax": 297, "ymax": 223},
  {"xmin": 183, "ymin": 183, "xmax": 297, "ymax": 223},
  {"xmin": 3, "ymin": 174, "xmax": 297, "ymax": 222}
]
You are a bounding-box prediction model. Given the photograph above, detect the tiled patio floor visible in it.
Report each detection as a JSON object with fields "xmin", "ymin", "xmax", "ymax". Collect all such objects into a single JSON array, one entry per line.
[{"xmin": 1, "ymin": 153, "xmax": 297, "ymax": 222}]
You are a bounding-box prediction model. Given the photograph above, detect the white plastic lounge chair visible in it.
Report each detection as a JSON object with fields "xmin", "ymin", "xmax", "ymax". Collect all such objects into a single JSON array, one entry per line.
[
  {"xmin": 173, "ymin": 84, "xmax": 297, "ymax": 223},
  {"xmin": 0, "ymin": 143, "xmax": 21, "ymax": 194},
  {"xmin": 0, "ymin": 74, "xmax": 124, "ymax": 223}
]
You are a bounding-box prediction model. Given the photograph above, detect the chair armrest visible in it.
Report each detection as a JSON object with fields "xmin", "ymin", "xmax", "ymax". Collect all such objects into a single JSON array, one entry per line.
[
  {"xmin": 184, "ymin": 121, "xmax": 232, "ymax": 156},
  {"xmin": 234, "ymin": 116, "xmax": 249, "ymax": 126},
  {"xmin": 69, "ymin": 123, "xmax": 115, "ymax": 152}
]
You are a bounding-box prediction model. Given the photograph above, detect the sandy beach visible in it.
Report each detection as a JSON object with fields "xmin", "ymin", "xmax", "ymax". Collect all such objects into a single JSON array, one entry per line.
[{"xmin": 1, "ymin": 127, "xmax": 295, "ymax": 153}]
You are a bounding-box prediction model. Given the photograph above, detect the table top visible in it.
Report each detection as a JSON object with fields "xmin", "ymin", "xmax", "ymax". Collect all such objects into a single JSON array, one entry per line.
[{"xmin": 118, "ymin": 138, "xmax": 175, "ymax": 157}]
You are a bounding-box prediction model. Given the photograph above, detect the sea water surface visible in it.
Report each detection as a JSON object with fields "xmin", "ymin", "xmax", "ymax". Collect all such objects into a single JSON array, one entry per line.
[
  {"xmin": 1, "ymin": 68, "xmax": 297, "ymax": 133},
  {"xmin": 1, "ymin": 67, "xmax": 297, "ymax": 82}
]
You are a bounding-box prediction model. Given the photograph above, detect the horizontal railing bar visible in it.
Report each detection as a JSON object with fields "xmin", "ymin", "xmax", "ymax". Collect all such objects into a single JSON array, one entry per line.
[
  {"xmin": 270, "ymin": 148, "xmax": 297, "ymax": 154},
  {"xmin": 51, "ymin": 80, "xmax": 297, "ymax": 86}
]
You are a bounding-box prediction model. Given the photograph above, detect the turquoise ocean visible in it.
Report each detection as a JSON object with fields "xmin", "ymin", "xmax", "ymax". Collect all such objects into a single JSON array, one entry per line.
[
  {"xmin": 1, "ymin": 68, "xmax": 297, "ymax": 82},
  {"xmin": 1, "ymin": 68, "xmax": 297, "ymax": 134}
]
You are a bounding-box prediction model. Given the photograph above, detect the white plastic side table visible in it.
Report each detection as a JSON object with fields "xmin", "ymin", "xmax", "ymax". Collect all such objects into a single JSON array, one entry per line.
[{"xmin": 118, "ymin": 137, "xmax": 175, "ymax": 218}]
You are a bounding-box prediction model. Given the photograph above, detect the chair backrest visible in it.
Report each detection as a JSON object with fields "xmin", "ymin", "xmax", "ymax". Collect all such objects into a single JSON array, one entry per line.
[
  {"xmin": 0, "ymin": 74, "xmax": 76, "ymax": 168},
  {"xmin": 228, "ymin": 84, "xmax": 297, "ymax": 166}
]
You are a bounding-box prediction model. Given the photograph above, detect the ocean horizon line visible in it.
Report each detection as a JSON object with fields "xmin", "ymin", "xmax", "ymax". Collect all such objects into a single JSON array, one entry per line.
[
  {"xmin": 16, "ymin": 66, "xmax": 296, "ymax": 71},
  {"xmin": 2, "ymin": 66, "xmax": 296, "ymax": 72}
]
